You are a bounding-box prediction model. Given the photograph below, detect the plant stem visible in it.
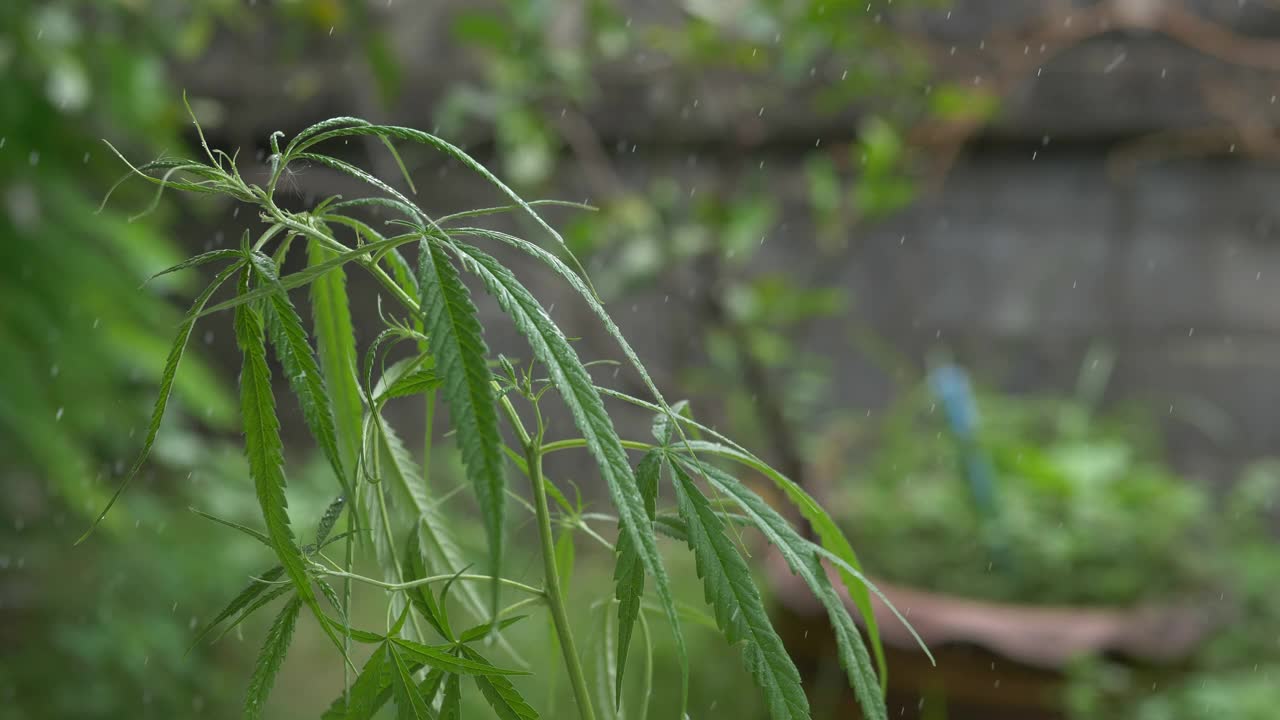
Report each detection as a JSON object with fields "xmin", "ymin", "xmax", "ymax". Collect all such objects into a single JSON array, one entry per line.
[
  {"xmin": 372, "ymin": 483, "xmax": 426, "ymax": 639},
  {"xmin": 526, "ymin": 441, "xmax": 598, "ymax": 720},
  {"xmin": 499, "ymin": 594, "xmax": 547, "ymax": 618},
  {"xmin": 540, "ymin": 437, "xmax": 656, "ymax": 455},
  {"xmin": 341, "ymin": 511, "xmax": 355, "ymax": 708},
  {"xmin": 423, "ymin": 389, "xmax": 435, "ymax": 490},
  {"xmin": 259, "ymin": 199, "xmax": 420, "ymax": 313},
  {"xmin": 320, "ymin": 569, "xmax": 544, "ymax": 597}
]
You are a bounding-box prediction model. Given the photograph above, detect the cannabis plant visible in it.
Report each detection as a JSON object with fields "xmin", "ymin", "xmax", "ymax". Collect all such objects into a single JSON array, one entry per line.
[{"xmin": 85, "ymin": 108, "xmax": 921, "ymax": 720}]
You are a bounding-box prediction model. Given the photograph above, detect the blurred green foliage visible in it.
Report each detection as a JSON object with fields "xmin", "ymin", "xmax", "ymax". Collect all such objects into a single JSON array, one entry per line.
[
  {"xmin": 0, "ymin": 440, "xmax": 332, "ymax": 719},
  {"xmin": 824, "ymin": 352, "xmax": 1280, "ymax": 717},
  {"xmin": 0, "ymin": 2, "xmax": 341, "ymax": 718},
  {"xmin": 831, "ymin": 355, "xmax": 1273, "ymax": 607},
  {"xmin": 1065, "ymin": 460, "xmax": 1280, "ymax": 719},
  {"xmin": 0, "ymin": 0, "xmax": 236, "ymax": 524}
]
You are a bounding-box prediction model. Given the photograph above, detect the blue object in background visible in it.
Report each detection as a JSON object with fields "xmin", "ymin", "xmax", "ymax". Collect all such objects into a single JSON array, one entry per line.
[{"xmin": 927, "ymin": 363, "xmax": 1008, "ymax": 567}]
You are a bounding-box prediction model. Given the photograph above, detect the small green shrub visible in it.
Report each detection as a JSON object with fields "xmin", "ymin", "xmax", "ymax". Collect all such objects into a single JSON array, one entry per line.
[
  {"xmin": 825, "ymin": 361, "xmax": 1280, "ymax": 718},
  {"xmin": 831, "ymin": 364, "xmax": 1251, "ymax": 607},
  {"xmin": 1065, "ymin": 461, "xmax": 1280, "ymax": 719},
  {"xmin": 86, "ymin": 109, "xmax": 927, "ymax": 720}
]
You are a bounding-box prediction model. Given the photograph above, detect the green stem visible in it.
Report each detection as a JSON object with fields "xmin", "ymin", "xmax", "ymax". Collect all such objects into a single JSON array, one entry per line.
[
  {"xmin": 498, "ymin": 393, "xmax": 596, "ymax": 718},
  {"xmin": 526, "ymin": 441, "xmax": 597, "ymax": 720},
  {"xmin": 499, "ymin": 594, "xmax": 547, "ymax": 618},
  {"xmin": 341, "ymin": 511, "xmax": 354, "ymax": 708},
  {"xmin": 540, "ymin": 438, "xmax": 655, "ymax": 455},
  {"xmin": 260, "ymin": 200, "xmax": 420, "ymax": 313},
  {"xmin": 321, "ymin": 569, "xmax": 544, "ymax": 597},
  {"xmin": 638, "ymin": 611, "xmax": 654, "ymax": 720},
  {"xmin": 423, "ymin": 390, "xmax": 435, "ymax": 490},
  {"xmin": 373, "ymin": 483, "xmax": 426, "ymax": 640}
]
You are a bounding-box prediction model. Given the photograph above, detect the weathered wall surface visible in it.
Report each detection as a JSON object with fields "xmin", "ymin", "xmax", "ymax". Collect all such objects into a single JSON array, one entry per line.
[{"xmin": 177, "ymin": 1, "xmax": 1280, "ymax": 480}]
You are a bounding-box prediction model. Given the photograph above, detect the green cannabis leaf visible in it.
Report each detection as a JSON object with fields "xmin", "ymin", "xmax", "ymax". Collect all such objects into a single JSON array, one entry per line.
[
  {"xmin": 236, "ymin": 295, "xmax": 346, "ymax": 657},
  {"xmin": 416, "ymin": 237, "xmax": 508, "ymax": 619},
  {"xmin": 96, "ymin": 113, "xmax": 916, "ymax": 720},
  {"xmin": 670, "ymin": 462, "xmax": 809, "ymax": 720},
  {"xmin": 614, "ymin": 448, "xmax": 662, "ymax": 705},
  {"xmin": 244, "ymin": 594, "xmax": 303, "ymax": 720}
]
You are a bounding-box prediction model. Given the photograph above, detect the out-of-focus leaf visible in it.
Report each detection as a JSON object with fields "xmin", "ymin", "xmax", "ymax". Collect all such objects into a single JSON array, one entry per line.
[{"xmin": 243, "ymin": 594, "xmax": 303, "ymax": 720}]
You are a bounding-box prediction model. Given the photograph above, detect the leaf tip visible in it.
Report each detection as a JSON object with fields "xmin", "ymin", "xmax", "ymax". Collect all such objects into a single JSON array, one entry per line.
[
  {"xmin": 75, "ymin": 491, "xmax": 124, "ymax": 546},
  {"xmin": 72, "ymin": 524, "xmax": 95, "ymax": 546}
]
